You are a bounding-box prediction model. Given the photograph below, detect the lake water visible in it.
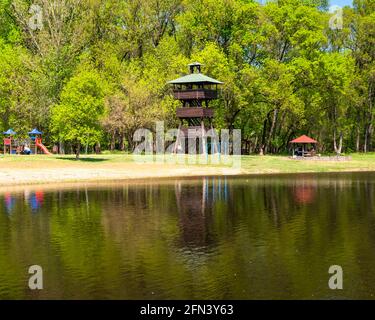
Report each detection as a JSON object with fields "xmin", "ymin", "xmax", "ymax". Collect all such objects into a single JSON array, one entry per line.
[{"xmin": 1, "ymin": 172, "xmax": 375, "ymax": 299}]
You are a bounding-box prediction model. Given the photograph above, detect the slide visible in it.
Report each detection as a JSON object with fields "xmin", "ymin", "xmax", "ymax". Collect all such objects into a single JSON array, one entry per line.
[{"xmin": 36, "ymin": 141, "xmax": 51, "ymax": 155}]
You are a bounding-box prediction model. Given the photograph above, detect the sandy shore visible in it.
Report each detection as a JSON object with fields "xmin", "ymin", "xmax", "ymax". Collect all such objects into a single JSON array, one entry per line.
[{"xmin": 0, "ymin": 158, "xmax": 243, "ymax": 187}]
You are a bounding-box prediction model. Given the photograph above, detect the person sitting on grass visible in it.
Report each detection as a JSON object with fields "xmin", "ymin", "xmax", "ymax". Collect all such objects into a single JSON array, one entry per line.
[{"xmin": 23, "ymin": 145, "xmax": 31, "ymax": 155}]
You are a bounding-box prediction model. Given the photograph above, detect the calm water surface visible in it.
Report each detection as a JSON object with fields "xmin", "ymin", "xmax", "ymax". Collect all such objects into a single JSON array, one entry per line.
[{"xmin": 1, "ymin": 172, "xmax": 375, "ymax": 299}]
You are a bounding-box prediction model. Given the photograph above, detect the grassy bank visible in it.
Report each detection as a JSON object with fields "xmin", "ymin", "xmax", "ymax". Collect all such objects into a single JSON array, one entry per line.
[
  {"xmin": 240, "ymin": 153, "xmax": 375, "ymax": 174},
  {"xmin": 2, "ymin": 153, "xmax": 373, "ymax": 172},
  {"xmin": 0, "ymin": 153, "xmax": 375, "ymax": 186}
]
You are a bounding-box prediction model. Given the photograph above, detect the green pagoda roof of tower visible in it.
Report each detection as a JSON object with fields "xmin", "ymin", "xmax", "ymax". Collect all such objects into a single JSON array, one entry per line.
[
  {"xmin": 168, "ymin": 62, "xmax": 223, "ymax": 85},
  {"xmin": 168, "ymin": 73, "xmax": 223, "ymax": 85}
]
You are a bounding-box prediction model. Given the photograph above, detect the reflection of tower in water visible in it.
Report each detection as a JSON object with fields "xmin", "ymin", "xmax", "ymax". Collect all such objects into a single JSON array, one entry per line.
[{"xmin": 175, "ymin": 177, "xmax": 228, "ymax": 247}]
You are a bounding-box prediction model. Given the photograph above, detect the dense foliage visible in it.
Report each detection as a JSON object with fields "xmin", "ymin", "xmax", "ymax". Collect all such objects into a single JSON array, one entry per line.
[{"xmin": 0, "ymin": 0, "xmax": 374, "ymax": 155}]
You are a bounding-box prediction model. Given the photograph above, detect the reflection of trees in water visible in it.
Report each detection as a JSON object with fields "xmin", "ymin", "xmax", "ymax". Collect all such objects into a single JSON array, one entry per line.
[
  {"xmin": 232, "ymin": 175, "xmax": 373, "ymax": 229},
  {"xmin": 0, "ymin": 190, "xmax": 52, "ymax": 299},
  {"xmin": 3, "ymin": 173, "xmax": 375, "ymax": 299}
]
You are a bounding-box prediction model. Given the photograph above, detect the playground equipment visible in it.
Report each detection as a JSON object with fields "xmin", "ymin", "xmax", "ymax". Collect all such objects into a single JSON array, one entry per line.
[
  {"xmin": 3, "ymin": 129, "xmax": 17, "ymax": 155},
  {"xmin": 28, "ymin": 128, "xmax": 51, "ymax": 155},
  {"xmin": 1, "ymin": 128, "xmax": 51, "ymax": 155}
]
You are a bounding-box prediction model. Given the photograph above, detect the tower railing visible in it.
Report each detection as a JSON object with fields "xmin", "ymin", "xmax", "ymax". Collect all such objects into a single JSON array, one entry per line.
[
  {"xmin": 176, "ymin": 107, "xmax": 214, "ymax": 118},
  {"xmin": 173, "ymin": 88, "xmax": 217, "ymax": 100}
]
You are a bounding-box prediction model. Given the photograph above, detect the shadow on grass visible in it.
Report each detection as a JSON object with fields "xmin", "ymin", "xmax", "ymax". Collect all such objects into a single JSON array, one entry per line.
[{"xmin": 56, "ymin": 157, "xmax": 109, "ymax": 162}]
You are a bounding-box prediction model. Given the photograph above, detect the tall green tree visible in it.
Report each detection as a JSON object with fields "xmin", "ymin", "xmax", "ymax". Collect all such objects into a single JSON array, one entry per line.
[{"xmin": 51, "ymin": 67, "xmax": 108, "ymax": 159}]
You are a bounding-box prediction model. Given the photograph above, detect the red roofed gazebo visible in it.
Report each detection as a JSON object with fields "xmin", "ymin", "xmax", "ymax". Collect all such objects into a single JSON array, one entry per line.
[
  {"xmin": 290, "ymin": 135, "xmax": 317, "ymax": 144},
  {"xmin": 290, "ymin": 135, "xmax": 318, "ymax": 157}
]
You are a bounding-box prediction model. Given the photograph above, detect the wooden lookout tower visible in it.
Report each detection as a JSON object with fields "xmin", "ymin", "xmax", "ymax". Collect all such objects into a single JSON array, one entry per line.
[{"xmin": 168, "ymin": 62, "xmax": 223, "ymax": 153}]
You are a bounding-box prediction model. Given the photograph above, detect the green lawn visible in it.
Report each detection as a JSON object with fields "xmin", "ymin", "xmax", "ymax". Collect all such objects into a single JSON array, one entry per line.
[{"xmin": 240, "ymin": 153, "xmax": 375, "ymax": 174}]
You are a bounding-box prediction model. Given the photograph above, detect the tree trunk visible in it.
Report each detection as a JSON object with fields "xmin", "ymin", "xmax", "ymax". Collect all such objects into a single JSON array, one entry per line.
[
  {"xmin": 126, "ymin": 133, "xmax": 134, "ymax": 152},
  {"xmin": 333, "ymin": 130, "xmax": 337, "ymax": 153},
  {"xmin": 260, "ymin": 114, "xmax": 269, "ymax": 155},
  {"xmin": 75, "ymin": 142, "xmax": 81, "ymax": 160},
  {"xmin": 110, "ymin": 132, "xmax": 116, "ymax": 152},
  {"xmin": 338, "ymin": 133, "xmax": 343, "ymax": 154},
  {"xmin": 367, "ymin": 83, "xmax": 374, "ymax": 152},
  {"xmin": 250, "ymin": 136, "xmax": 258, "ymax": 154},
  {"xmin": 265, "ymin": 108, "xmax": 278, "ymax": 154},
  {"xmin": 120, "ymin": 134, "xmax": 125, "ymax": 151},
  {"xmin": 368, "ymin": 123, "xmax": 373, "ymax": 152},
  {"xmin": 356, "ymin": 126, "xmax": 360, "ymax": 152},
  {"xmin": 59, "ymin": 141, "xmax": 65, "ymax": 155},
  {"xmin": 333, "ymin": 130, "xmax": 343, "ymax": 155},
  {"xmin": 95, "ymin": 142, "xmax": 101, "ymax": 154}
]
